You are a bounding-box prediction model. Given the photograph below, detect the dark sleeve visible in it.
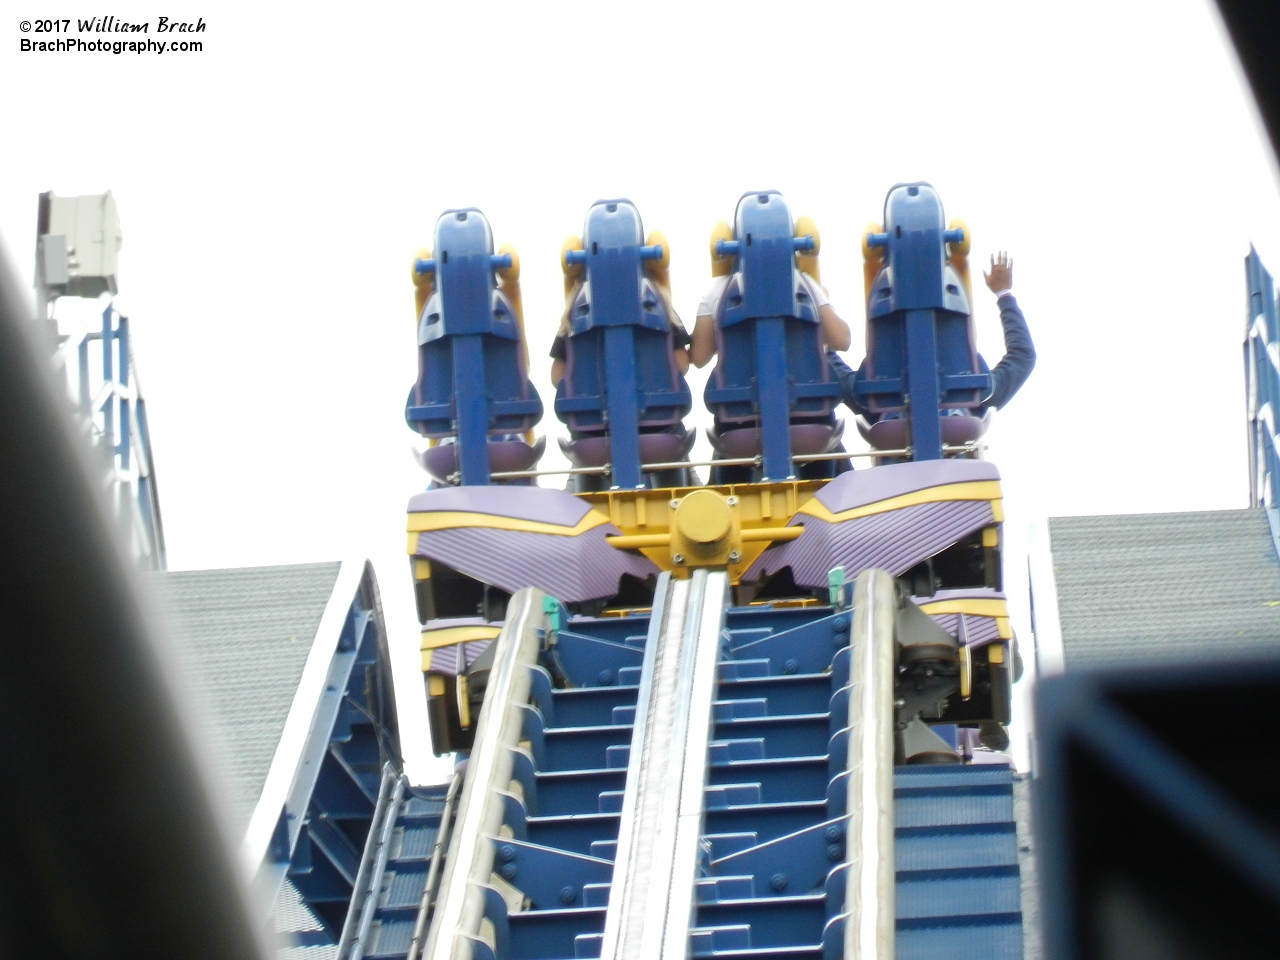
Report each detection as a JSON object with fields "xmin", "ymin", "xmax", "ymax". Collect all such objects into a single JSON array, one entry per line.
[
  {"xmin": 671, "ymin": 323, "xmax": 692, "ymax": 350},
  {"xmin": 825, "ymin": 350, "xmax": 868, "ymax": 415},
  {"xmin": 984, "ymin": 294, "xmax": 1036, "ymax": 410},
  {"xmin": 549, "ymin": 334, "xmax": 566, "ymax": 361}
]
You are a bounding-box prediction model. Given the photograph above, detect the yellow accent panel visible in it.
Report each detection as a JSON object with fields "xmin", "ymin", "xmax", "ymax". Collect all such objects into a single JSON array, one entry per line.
[
  {"xmin": 988, "ymin": 643, "xmax": 1006, "ymax": 664},
  {"xmin": 607, "ymin": 533, "xmax": 671, "ymax": 550},
  {"xmin": 644, "ymin": 230, "xmax": 671, "ymax": 276},
  {"xmin": 798, "ymin": 481, "xmax": 1003, "ymax": 524},
  {"xmin": 496, "ymin": 243, "xmax": 527, "ymax": 370},
  {"xmin": 421, "ymin": 625, "xmax": 501, "ymax": 651},
  {"xmin": 412, "ymin": 247, "xmax": 433, "ymax": 321},
  {"xmin": 917, "ymin": 598, "xmax": 1013, "ymax": 640},
  {"xmin": 862, "ymin": 222, "xmax": 884, "ymax": 310},
  {"xmin": 982, "ymin": 527, "xmax": 999, "ymax": 547},
  {"xmin": 916, "ymin": 598, "xmax": 1009, "ymax": 618},
  {"xmin": 750, "ymin": 596, "xmax": 818, "ymax": 608},
  {"xmin": 741, "ymin": 526, "xmax": 803, "ymax": 543},
  {"xmin": 709, "ymin": 220, "xmax": 734, "ymax": 277},
  {"xmin": 427, "ymin": 675, "xmax": 446, "ymax": 696},
  {"xmin": 795, "ymin": 215, "xmax": 821, "ymax": 284},
  {"xmin": 413, "ymin": 558, "xmax": 432, "ymax": 580},
  {"xmin": 407, "ymin": 510, "xmax": 610, "ymax": 537},
  {"xmin": 946, "ymin": 218, "xmax": 974, "ymax": 312},
  {"xmin": 457, "ymin": 675, "xmax": 471, "ymax": 728}
]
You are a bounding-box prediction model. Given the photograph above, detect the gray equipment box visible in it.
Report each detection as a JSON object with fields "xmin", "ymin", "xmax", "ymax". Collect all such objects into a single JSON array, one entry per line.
[{"xmin": 37, "ymin": 191, "xmax": 122, "ymax": 298}]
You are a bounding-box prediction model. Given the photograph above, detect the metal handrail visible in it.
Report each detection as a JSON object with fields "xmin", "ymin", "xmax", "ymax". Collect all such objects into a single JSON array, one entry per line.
[
  {"xmin": 842, "ymin": 569, "xmax": 899, "ymax": 960},
  {"xmin": 482, "ymin": 443, "xmax": 982, "ymax": 482},
  {"xmin": 405, "ymin": 770, "xmax": 464, "ymax": 960},
  {"xmin": 337, "ymin": 767, "xmax": 407, "ymax": 960}
]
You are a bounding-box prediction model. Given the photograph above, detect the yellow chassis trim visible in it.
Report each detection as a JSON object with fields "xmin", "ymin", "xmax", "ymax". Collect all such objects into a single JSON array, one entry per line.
[
  {"xmin": 421, "ymin": 625, "xmax": 502, "ymax": 651},
  {"xmin": 420, "ymin": 625, "xmax": 502, "ymax": 671},
  {"xmin": 408, "ymin": 509, "xmax": 610, "ymax": 537},
  {"xmin": 798, "ymin": 480, "xmax": 1003, "ymax": 524},
  {"xmin": 917, "ymin": 597, "xmax": 1012, "ymax": 641},
  {"xmin": 916, "ymin": 598, "xmax": 1008, "ymax": 618}
]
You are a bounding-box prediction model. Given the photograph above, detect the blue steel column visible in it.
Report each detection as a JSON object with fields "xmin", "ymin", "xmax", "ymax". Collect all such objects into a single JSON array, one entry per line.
[
  {"xmin": 905, "ymin": 309, "xmax": 943, "ymax": 461},
  {"xmin": 77, "ymin": 336, "xmax": 91, "ymax": 418},
  {"xmin": 1246, "ymin": 250, "xmax": 1280, "ymax": 508},
  {"xmin": 1246, "ymin": 250, "xmax": 1263, "ymax": 506},
  {"xmin": 117, "ymin": 315, "xmax": 131, "ymax": 472},
  {"xmin": 754, "ymin": 317, "xmax": 794, "ymax": 480},
  {"xmin": 451, "ymin": 335, "xmax": 491, "ymax": 485},
  {"xmin": 101, "ymin": 305, "xmax": 115, "ymax": 452},
  {"xmin": 603, "ymin": 326, "xmax": 642, "ymax": 489}
]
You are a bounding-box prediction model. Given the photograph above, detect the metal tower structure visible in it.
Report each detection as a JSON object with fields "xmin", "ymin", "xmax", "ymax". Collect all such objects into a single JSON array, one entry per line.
[{"xmin": 35, "ymin": 190, "xmax": 166, "ymax": 569}]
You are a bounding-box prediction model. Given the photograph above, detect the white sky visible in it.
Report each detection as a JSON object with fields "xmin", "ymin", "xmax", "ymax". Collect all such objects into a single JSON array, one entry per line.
[{"xmin": 4, "ymin": 0, "xmax": 1279, "ymax": 785}]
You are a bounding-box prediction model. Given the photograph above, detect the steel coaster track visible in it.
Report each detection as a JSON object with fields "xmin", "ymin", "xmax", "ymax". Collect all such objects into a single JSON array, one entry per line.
[
  {"xmin": 599, "ymin": 570, "xmax": 730, "ymax": 960},
  {"xmin": 376, "ymin": 572, "xmax": 1022, "ymax": 960}
]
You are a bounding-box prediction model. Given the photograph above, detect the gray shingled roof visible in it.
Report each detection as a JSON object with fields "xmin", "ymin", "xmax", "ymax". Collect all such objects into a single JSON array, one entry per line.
[
  {"xmin": 1049, "ymin": 509, "xmax": 1280, "ymax": 668},
  {"xmin": 148, "ymin": 562, "xmax": 342, "ymax": 834}
]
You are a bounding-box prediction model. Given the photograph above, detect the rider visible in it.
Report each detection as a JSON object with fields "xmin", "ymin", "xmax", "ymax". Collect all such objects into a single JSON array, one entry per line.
[
  {"xmin": 828, "ymin": 250, "xmax": 1035, "ymax": 419},
  {"xmin": 690, "ymin": 253, "xmax": 851, "ymax": 367},
  {"xmin": 550, "ymin": 242, "xmax": 691, "ymax": 387},
  {"xmin": 693, "ymin": 213, "xmax": 854, "ymax": 481}
]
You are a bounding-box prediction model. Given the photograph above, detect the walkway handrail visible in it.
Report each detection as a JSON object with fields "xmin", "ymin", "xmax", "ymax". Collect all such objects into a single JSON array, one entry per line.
[
  {"xmin": 337, "ymin": 765, "xmax": 406, "ymax": 960},
  {"xmin": 842, "ymin": 568, "xmax": 898, "ymax": 960},
  {"xmin": 405, "ymin": 770, "xmax": 464, "ymax": 960}
]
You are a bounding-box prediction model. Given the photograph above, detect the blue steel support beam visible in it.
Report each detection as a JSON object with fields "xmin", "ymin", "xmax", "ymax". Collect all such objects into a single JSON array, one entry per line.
[
  {"xmin": 754, "ymin": 317, "xmax": 794, "ymax": 481},
  {"xmin": 1245, "ymin": 248, "xmax": 1280, "ymax": 510},
  {"xmin": 451, "ymin": 335, "xmax": 491, "ymax": 486},
  {"xmin": 77, "ymin": 335, "xmax": 91, "ymax": 417},
  {"xmin": 603, "ymin": 326, "xmax": 642, "ymax": 489},
  {"xmin": 904, "ymin": 309, "xmax": 943, "ymax": 461},
  {"xmin": 101, "ymin": 305, "xmax": 115, "ymax": 452},
  {"xmin": 1244, "ymin": 249, "xmax": 1280, "ymax": 564},
  {"xmin": 117, "ymin": 314, "xmax": 131, "ymax": 471},
  {"xmin": 134, "ymin": 396, "xmax": 166, "ymax": 569}
]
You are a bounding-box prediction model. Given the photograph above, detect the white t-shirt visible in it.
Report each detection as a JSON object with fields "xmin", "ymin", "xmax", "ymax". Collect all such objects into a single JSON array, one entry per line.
[{"xmin": 696, "ymin": 271, "xmax": 830, "ymax": 318}]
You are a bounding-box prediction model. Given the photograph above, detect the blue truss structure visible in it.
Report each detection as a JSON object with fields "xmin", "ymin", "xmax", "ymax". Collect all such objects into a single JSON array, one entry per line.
[{"xmin": 242, "ymin": 560, "xmax": 402, "ymax": 944}]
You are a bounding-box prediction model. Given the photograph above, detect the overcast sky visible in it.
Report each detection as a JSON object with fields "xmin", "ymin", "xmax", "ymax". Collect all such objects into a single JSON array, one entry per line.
[{"xmin": 4, "ymin": 0, "xmax": 1279, "ymax": 783}]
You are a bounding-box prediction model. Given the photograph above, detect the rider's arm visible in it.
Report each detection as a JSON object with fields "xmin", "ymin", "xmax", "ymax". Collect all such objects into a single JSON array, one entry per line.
[
  {"xmin": 826, "ymin": 349, "xmax": 869, "ymax": 416},
  {"xmin": 819, "ymin": 304, "xmax": 852, "ymax": 352},
  {"xmin": 690, "ymin": 314, "xmax": 716, "ymax": 368},
  {"xmin": 550, "ymin": 335, "xmax": 566, "ymax": 387},
  {"xmin": 802, "ymin": 274, "xmax": 851, "ymax": 352},
  {"xmin": 981, "ymin": 253, "xmax": 1035, "ymax": 409},
  {"xmin": 985, "ymin": 296, "xmax": 1035, "ymax": 409}
]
